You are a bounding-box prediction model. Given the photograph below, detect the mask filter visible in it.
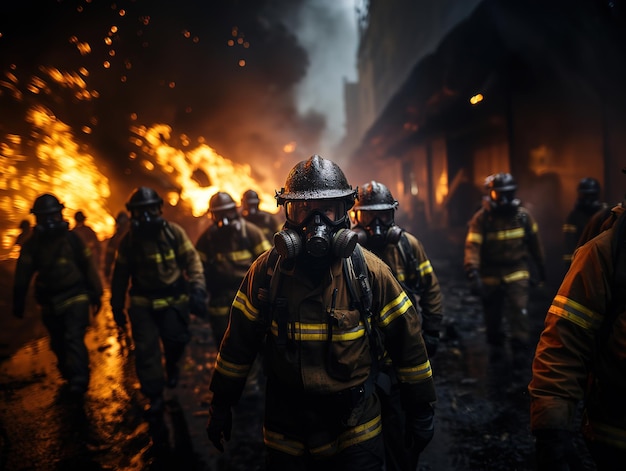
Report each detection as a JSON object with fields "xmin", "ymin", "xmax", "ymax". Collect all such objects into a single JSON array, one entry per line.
[{"xmin": 274, "ymin": 228, "xmax": 303, "ymax": 259}]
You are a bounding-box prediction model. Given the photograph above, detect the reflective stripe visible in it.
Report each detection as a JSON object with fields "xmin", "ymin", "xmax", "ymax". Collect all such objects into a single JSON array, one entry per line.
[
  {"xmin": 531, "ymin": 222, "xmax": 539, "ymax": 233},
  {"xmin": 562, "ymin": 224, "xmax": 577, "ymax": 233},
  {"xmin": 485, "ymin": 227, "xmax": 525, "ymax": 241},
  {"xmin": 55, "ymin": 293, "xmax": 89, "ymax": 310},
  {"xmin": 254, "ymin": 240, "xmax": 272, "ymax": 255},
  {"xmin": 562, "ymin": 254, "xmax": 573, "ymax": 262},
  {"xmin": 215, "ymin": 353, "xmax": 251, "ymax": 379},
  {"xmin": 179, "ymin": 238, "xmax": 195, "ymax": 253},
  {"xmin": 548, "ymin": 294, "xmax": 602, "ymax": 331},
  {"xmin": 418, "ymin": 259, "xmax": 433, "ymax": 277},
  {"xmin": 207, "ymin": 306, "xmax": 230, "ymax": 316},
  {"xmin": 396, "ymin": 359, "xmax": 433, "ymax": 383},
  {"xmin": 502, "ymin": 270, "xmax": 529, "ymax": 283},
  {"xmin": 379, "ymin": 292, "xmax": 413, "ymax": 327},
  {"xmin": 264, "ymin": 414, "xmax": 382, "ymax": 457},
  {"xmin": 130, "ymin": 293, "xmax": 188, "ymax": 309},
  {"xmin": 224, "ymin": 249, "xmax": 254, "ymax": 263},
  {"xmin": 268, "ymin": 321, "xmax": 366, "ymax": 341},
  {"xmin": 149, "ymin": 249, "xmax": 176, "ymax": 263},
  {"xmin": 232, "ymin": 290, "xmax": 259, "ymax": 321},
  {"xmin": 466, "ymin": 232, "xmax": 483, "ymax": 244}
]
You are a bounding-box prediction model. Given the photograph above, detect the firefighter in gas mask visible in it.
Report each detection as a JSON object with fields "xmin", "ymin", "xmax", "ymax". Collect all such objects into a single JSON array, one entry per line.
[
  {"xmin": 206, "ymin": 155, "xmax": 436, "ymax": 469},
  {"xmin": 110, "ymin": 187, "xmax": 207, "ymax": 414},
  {"xmin": 464, "ymin": 172, "xmax": 546, "ymax": 376},
  {"xmin": 240, "ymin": 189, "xmax": 283, "ymax": 241},
  {"xmin": 12, "ymin": 193, "xmax": 103, "ymax": 396},
  {"xmin": 195, "ymin": 191, "xmax": 271, "ymax": 347}
]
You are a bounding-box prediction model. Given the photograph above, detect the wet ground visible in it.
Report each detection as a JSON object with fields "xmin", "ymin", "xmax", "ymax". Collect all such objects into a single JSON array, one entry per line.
[{"xmin": 0, "ymin": 251, "xmax": 594, "ymax": 470}]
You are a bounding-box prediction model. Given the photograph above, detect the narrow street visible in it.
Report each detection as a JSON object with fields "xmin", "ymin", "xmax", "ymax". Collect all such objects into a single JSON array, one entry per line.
[{"xmin": 0, "ymin": 249, "xmax": 593, "ymax": 470}]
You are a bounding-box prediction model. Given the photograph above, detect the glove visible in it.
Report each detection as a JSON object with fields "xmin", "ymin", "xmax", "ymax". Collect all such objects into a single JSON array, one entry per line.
[
  {"xmin": 534, "ymin": 429, "xmax": 581, "ymax": 471},
  {"xmin": 405, "ymin": 403, "xmax": 435, "ymax": 455},
  {"xmin": 467, "ymin": 270, "xmax": 484, "ymax": 297},
  {"xmin": 112, "ymin": 308, "xmax": 127, "ymax": 328},
  {"xmin": 189, "ymin": 288, "xmax": 208, "ymax": 319},
  {"xmin": 207, "ymin": 403, "xmax": 232, "ymax": 452},
  {"xmin": 422, "ymin": 330, "xmax": 440, "ymax": 357}
]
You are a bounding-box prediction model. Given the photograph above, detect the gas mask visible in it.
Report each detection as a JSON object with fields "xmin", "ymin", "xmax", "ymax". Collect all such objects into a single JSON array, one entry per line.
[
  {"xmin": 34, "ymin": 212, "xmax": 69, "ymax": 235},
  {"xmin": 487, "ymin": 190, "xmax": 520, "ymax": 212},
  {"xmin": 211, "ymin": 208, "xmax": 241, "ymax": 231},
  {"xmin": 130, "ymin": 205, "xmax": 166, "ymax": 233},
  {"xmin": 352, "ymin": 209, "xmax": 402, "ymax": 249},
  {"xmin": 274, "ymin": 199, "xmax": 358, "ymax": 259}
]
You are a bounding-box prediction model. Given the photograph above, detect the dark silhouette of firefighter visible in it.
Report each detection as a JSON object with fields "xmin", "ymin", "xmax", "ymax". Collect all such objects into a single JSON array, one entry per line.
[
  {"xmin": 12, "ymin": 193, "xmax": 103, "ymax": 395},
  {"xmin": 103, "ymin": 211, "xmax": 130, "ymax": 281},
  {"xmin": 464, "ymin": 172, "xmax": 545, "ymax": 374},
  {"xmin": 350, "ymin": 180, "xmax": 443, "ymax": 471},
  {"xmin": 562, "ymin": 177, "xmax": 606, "ymax": 267},
  {"xmin": 206, "ymin": 155, "xmax": 436, "ymax": 469},
  {"xmin": 195, "ymin": 191, "xmax": 271, "ymax": 347},
  {"xmin": 14, "ymin": 219, "xmax": 32, "ymax": 246},
  {"xmin": 529, "ymin": 205, "xmax": 626, "ymax": 469},
  {"xmin": 240, "ymin": 189, "xmax": 283, "ymax": 241},
  {"xmin": 110, "ymin": 187, "xmax": 207, "ymax": 414},
  {"xmin": 72, "ymin": 210, "xmax": 101, "ymax": 269}
]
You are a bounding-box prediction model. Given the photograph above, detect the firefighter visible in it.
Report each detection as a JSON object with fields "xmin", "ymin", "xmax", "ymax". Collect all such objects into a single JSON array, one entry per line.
[
  {"xmin": 206, "ymin": 155, "xmax": 436, "ymax": 469},
  {"xmin": 350, "ymin": 180, "xmax": 443, "ymax": 470},
  {"xmin": 103, "ymin": 211, "xmax": 130, "ymax": 281},
  {"xmin": 12, "ymin": 193, "xmax": 103, "ymax": 395},
  {"xmin": 529, "ymin": 208, "xmax": 626, "ymax": 469},
  {"xmin": 72, "ymin": 210, "xmax": 101, "ymax": 269},
  {"xmin": 240, "ymin": 189, "xmax": 283, "ymax": 241},
  {"xmin": 110, "ymin": 187, "xmax": 207, "ymax": 414},
  {"xmin": 195, "ymin": 191, "xmax": 271, "ymax": 348},
  {"xmin": 562, "ymin": 177, "xmax": 606, "ymax": 267},
  {"xmin": 464, "ymin": 172, "xmax": 546, "ymax": 373}
]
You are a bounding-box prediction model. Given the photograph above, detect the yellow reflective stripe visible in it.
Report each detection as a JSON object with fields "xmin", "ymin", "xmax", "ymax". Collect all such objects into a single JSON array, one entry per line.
[
  {"xmin": 466, "ymin": 231, "xmax": 483, "ymax": 244},
  {"xmin": 485, "ymin": 227, "xmax": 525, "ymax": 241},
  {"xmin": 502, "ymin": 270, "xmax": 529, "ymax": 283},
  {"xmin": 254, "ymin": 240, "xmax": 272, "ymax": 255},
  {"xmin": 563, "ymin": 254, "xmax": 573, "ymax": 262},
  {"xmin": 337, "ymin": 414, "xmax": 382, "ymax": 451},
  {"xmin": 548, "ymin": 294, "xmax": 603, "ymax": 331},
  {"xmin": 397, "ymin": 272, "xmax": 406, "ymax": 282},
  {"xmin": 268, "ymin": 321, "xmax": 366, "ymax": 341},
  {"xmin": 215, "ymin": 353, "xmax": 251, "ymax": 379},
  {"xmin": 55, "ymin": 293, "xmax": 89, "ymax": 310},
  {"xmin": 207, "ymin": 306, "xmax": 230, "ymax": 316},
  {"xmin": 130, "ymin": 294, "xmax": 188, "ymax": 309},
  {"xmin": 264, "ymin": 429, "xmax": 306, "ymax": 456},
  {"xmin": 229, "ymin": 249, "xmax": 254, "ymax": 262},
  {"xmin": 379, "ymin": 292, "xmax": 413, "ymax": 327},
  {"xmin": 232, "ymin": 290, "xmax": 259, "ymax": 321},
  {"xmin": 179, "ymin": 238, "xmax": 194, "ymax": 253},
  {"xmin": 531, "ymin": 222, "xmax": 538, "ymax": 233},
  {"xmin": 396, "ymin": 360, "xmax": 433, "ymax": 383},
  {"xmin": 562, "ymin": 224, "xmax": 577, "ymax": 233},
  {"xmin": 147, "ymin": 249, "xmax": 176, "ymax": 263},
  {"xmin": 418, "ymin": 260, "xmax": 433, "ymax": 277}
]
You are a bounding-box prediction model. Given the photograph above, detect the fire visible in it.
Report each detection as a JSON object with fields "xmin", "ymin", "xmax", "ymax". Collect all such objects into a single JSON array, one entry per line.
[
  {"xmin": 132, "ymin": 124, "xmax": 278, "ymax": 217},
  {"xmin": 0, "ymin": 106, "xmax": 114, "ymax": 261}
]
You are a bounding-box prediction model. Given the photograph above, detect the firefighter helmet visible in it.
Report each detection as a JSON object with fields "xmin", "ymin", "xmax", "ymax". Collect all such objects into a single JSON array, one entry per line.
[
  {"xmin": 577, "ymin": 177, "xmax": 600, "ymax": 195},
  {"xmin": 275, "ymin": 154, "xmax": 357, "ymax": 205},
  {"xmin": 354, "ymin": 181, "xmax": 399, "ymax": 211},
  {"xmin": 484, "ymin": 172, "xmax": 517, "ymax": 192},
  {"xmin": 125, "ymin": 187, "xmax": 163, "ymax": 210},
  {"xmin": 209, "ymin": 192, "xmax": 237, "ymax": 213},
  {"xmin": 30, "ymin": 193, "xmax": 64, "ymax": 215},
  {"xmin": 242, "ymin": 189, "xmax": 260, "ymax": 205},
  {"xmin": 74, "ymin": 211, "xmax": 86, "ymax": 223}
]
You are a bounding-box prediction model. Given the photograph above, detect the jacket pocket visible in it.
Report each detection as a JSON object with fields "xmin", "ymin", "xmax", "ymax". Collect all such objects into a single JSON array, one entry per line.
[{"xmin": 326, "ymin": 308, "xmax": 370, "ymax": 381}]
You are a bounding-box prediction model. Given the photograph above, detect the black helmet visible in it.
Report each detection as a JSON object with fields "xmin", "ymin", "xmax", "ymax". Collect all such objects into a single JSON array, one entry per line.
[
  {"xmin": 126, "ymin": 187, "xmax": 163, "ymax": 211},
  {"xmin": 275, "ymin": 154, "xmax": 357, "ymax": 206},
  {"xmin": 74, "ymin": 210, "xmax": 86, "ymax": 223},
  {"xmin": 484, "ymin": 172, "xmax": 517, "ymax": 192},
  {"xmin": 354, "ymin": 181, "xmax": 399, "ymax": 211},
  {"xmin": 577, "ymin": 177, "xmax": 600, "ymax": 194},
  {"xmin": 209, "ymin": 192, "xmax": 237, "ymax": 212},
  {"xmin": 242, "ymin": 189, "xmax": 260, "ymax": 205},
  {"xmin": 30, "ymin": 193, "xmax": 64, "ymax": 215}
]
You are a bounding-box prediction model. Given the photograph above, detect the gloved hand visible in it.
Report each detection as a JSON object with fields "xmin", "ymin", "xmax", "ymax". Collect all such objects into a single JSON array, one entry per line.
[
  {"xmin": 207, "ymin": 403, "xmax": 232, "ymax": 452},
  {"xmin": 112, "ymin": 308, "xmax": 127, "ymax": 328},
  {"xmin": 467, "ymin": 270, "xmax": 484, "ymax": 297},
  {"xmin": 189, "ymin": 288, "xmax": 208, "ymax": 319},
  {"xmin": 534, "ymin": 429, "xmax": 581, "ymax": 471},
  {"xmin": 405, "ymin": 403, "xmax": 435, "ymax": 455},
  {"xmin": 422, "ymin": 330, "xmax": 440, "ymax": 357}
]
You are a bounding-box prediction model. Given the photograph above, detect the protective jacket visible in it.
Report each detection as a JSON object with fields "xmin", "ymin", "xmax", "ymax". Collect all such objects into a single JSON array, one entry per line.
[
  {"xmin": 577, "ymin": 202, "xmax": 624, "ymax": 249},
  {"xmin": 242, "ymin": 210, "xmax": 282, "ymax": 241},
  {"xmin": 464, "ymin": 204, "xmax": 545, "ymax": 284},
  {"xmin": 13, "ymin": 230, "xmax": 102, "ymax": 311},
  {"xmin": 72, "ymin": 224, "xmax": 101, "ymax": 267},
  {"xmin": 529, "ymin": 219, "xmax": 626, "ymax": 448},
  {"xmin": 374, "ymin": 232, "xmax": 443, "ymax": 335},
  {"xmin": 562, "ymin": 201, "xmax": 606, "ymax": 265},
  {"xmin": 210, "ymin": 246, "xmax": 436, "ymax": 455},
  {"xmin": 111, "ymin": 222, "xmax": 205, "ymax": 311}
]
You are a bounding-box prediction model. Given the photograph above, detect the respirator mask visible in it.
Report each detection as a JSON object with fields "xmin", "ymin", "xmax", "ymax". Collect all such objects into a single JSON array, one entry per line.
[
  {"xmin": 34, "ymin": 213, "xmax": 69, "ymax": 235},
  {"xmin": 130, "ymin": 205, "xmax": 166, "ymax": 233},
  {"xmin": 488, "ymin": 189, "xmax": 520, "ymax": 213},
  {"xmin": 352, "ymin": 209, "xmax": 402, "ymax": 249},
  {"xmin": 211, "ymin": 208, "xmax": 242, "ymax": 232},
  {"xmin": 274, "ymin": 198, "xmax": 358, "ymax": 259}
]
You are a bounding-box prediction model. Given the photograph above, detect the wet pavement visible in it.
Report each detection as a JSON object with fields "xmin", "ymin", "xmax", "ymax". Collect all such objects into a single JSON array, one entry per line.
[{"xmin": 0, "ymin": 251, "xmax": 594, "ymax": 470}]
